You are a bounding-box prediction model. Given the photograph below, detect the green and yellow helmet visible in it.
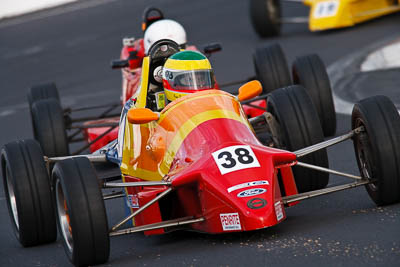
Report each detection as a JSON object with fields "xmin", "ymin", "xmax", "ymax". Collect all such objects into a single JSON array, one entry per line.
[{"xmin": 162, "ymin": 50, "xmax": 215, "ymax": 102}]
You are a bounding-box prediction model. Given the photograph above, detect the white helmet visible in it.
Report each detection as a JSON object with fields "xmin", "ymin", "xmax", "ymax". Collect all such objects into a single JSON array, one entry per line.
[{"xmin": 144, "ymin": 19, "xmax": 187, "ymax": 54}]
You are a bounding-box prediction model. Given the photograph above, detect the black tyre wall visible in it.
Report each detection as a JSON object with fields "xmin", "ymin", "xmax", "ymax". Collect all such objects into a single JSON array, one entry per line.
[
  {"xmin": 1, "ymin": 139, "xmax": 57, "ymax": 247},
  {"xmin": 267, "ymin": 85, "xmax": 329, "ymax": 192},
  {"xmin": 292, "ymin": 54, "xmax": 336, "ymax": 136},
  {"xmin": 254, "ymin": 43, "xmax": 291, "ymax": 95},
  {"xmin": 27, "ymin": 82, "xmax": 60, "ymax": 107},
  {"xmin": 352, "ymin": 95, "xmax": 400, "ymax": 205},
  {"xmin": 31, "ymin": 99, "xmax": 69, "ymax": 157},
  {"xmin": 249, "ymin": 0, "xmax": 281, "ymax": 37},
  {"xmin": 52, "ymin": 157, "xmax": 110, "ymax": 266}
]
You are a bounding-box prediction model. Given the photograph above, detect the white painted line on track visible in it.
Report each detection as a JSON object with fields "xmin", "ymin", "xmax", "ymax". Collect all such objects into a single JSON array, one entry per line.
[
  {"xmin": 0, "ymin": 0, "xmax": 118, "ymax": 29},
  {"xmin": 0, "ymin": 110, "xmax": 16, "ymax": 117},
  {"xmin": 0, "ymin": 0, "xmax": 78, "ymax": 20},
  {"xmin": 328, "ymin": 57, "xmax": 356, "ymax": 116},
  {"xmin": 328, "ymin": 36, "xmax": 400, "ymax": 116}
]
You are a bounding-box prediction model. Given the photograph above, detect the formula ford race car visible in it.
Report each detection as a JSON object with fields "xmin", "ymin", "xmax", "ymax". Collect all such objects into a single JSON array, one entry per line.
[
  {"xmin": 250, "ymin": 0, "xmax": 400, "ymax": 37},
  {"xmin": 2, "ymin": 39, "xmax": 400, "ymax": 266}
]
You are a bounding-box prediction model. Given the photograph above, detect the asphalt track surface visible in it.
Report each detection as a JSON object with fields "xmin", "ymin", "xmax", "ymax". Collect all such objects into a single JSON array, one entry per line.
[{"xmin": 0, "ymin": 0, "xmax": 400, "ymax": 266}]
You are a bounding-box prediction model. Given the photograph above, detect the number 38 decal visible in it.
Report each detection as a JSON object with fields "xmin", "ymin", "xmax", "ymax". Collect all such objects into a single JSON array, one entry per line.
[{"xmin": 212, "ymin": 145, "xmax": 260, "ymax": 175}]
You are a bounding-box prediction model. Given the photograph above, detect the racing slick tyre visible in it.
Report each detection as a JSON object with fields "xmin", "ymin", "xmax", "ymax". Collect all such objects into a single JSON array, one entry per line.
[
  {"xmin": 254, "ymin": 43, "xmax": 291, "ymax": 94},
  {"xmin": 52, "ymin": 157, "xmax": 110, "ymax": 266},
  {"xmin": 1, "ymin": 139, "xmax": 57, "ymax": 247},
  {"xmin": 31, "ymin": 99, "xmax": 69, "ymax": 157},
  {"xmin": 249, "ymin": 0, "xmax": 281, "ymax": 37},
  {"xmin": 27, "ymin": 82, "xmax": 60, "ymax": 108},
  {"xmin": 352, "ymin": 96, "xmax": 400, "ymax": 206},
  {"xmin": 292, "ymin": 54, "xmax": 336, "ymax": 137},
  {"xmin": 267, "ymin": 85, "xmax": 329, "ymax": 193},
  {"xmin": 28, "ymin": 82, "xmax": 61, "ymax": 139}
]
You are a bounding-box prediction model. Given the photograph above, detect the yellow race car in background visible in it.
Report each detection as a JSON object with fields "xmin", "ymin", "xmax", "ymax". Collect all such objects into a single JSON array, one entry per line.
[{"xmin": 250, "ymin": 0, "xmax": 400, "ymax": 37}]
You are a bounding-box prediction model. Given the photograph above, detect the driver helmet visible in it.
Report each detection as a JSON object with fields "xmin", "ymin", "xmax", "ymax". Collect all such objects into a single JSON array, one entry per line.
[
  {"xmin": 144, "ymin": 19, "xmax": 187, "ymax": 54},
  {"xmin": 162, "ymin": 50, "xmax": 215, "ymax": 102}
]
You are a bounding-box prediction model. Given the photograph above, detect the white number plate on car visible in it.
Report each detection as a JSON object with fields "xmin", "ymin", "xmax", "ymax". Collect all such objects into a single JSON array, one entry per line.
[{"xmin": 212, "ymin": 145, "xmax": 260, "ymax": 175}]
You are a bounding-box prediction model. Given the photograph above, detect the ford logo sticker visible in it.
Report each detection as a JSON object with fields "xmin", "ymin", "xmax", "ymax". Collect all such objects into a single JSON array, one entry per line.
[{"xmin": 237, "ymin": 188, "xmax": 266, "ymax": 198}]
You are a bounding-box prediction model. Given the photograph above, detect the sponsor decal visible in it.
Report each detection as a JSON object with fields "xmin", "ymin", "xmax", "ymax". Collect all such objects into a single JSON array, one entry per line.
[
  {"xmin": 212, "ymin": 145, "xmax": 260, "ymax": 175},
  {"xmin": 126, "ymin": 194, "xmax": 139, "ymax": 208},
  {"xmin": 247, "ymin": 198, "xmax": 267, "ymax": 209},
  {"xmin": 227, "ymin": 180, "xmax": 269, "ymax": 193},
  {"xmin": 220, "ymin": 212, "xmax": 241, "ymax": 231},
  {"xmin": 274, "ymin": 201, "xmax": 284, "ymax": 221},
  {"xmin": 237, "ymin": 188, "xmax": 266, "ymax": 198}
]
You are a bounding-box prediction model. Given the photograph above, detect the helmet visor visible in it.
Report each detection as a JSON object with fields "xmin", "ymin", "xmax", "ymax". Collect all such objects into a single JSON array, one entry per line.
[{"xmin": 163, "ymin": 69, "xmax": 215, "ymax": 91}]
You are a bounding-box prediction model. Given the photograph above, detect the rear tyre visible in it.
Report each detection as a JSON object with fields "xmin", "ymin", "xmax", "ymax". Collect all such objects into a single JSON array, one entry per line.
[
  {"xmin": 52, "ymin": 157, "xmax": 110, "ymax": 266},
  {"xmin": 352, "ymin": 96, "xmax": 400, "ymax": 205},
  {"xmin": 292, "ymin": 54, "xmax": 336, "ymax": 136},
  {"xmin": 267, "ymin": 85, "xmax": 329, "ymax": 192},
  {"xmin": 27, "ymin": 83, "xmax": 61, "ymax": 139},
  {"xmin": 27, "ymin": 82, "xmax": 60, "ymax": 108},
  {"xmin": 249, "ymin": 0, "xmax": 281, "ymax": 37},
  {"xmin": 253, "ymin": 43, "xmax": 291, "ymax": 95},
  {"xmin": 31, "ymin": 99, "xmax": 69, "ymax": 157},
  {"xmin": 1, "ymin": 139, "xmax": 57, "ymax": 247}
]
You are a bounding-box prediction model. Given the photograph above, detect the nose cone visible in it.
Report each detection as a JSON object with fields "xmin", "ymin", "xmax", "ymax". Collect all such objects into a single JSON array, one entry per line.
[
  {"xmin": 171, "ymin": 144, "xmax": 292, "ymax": 234},
  {"xmin": 184, "ymin": 147, "xmax": 289, "ymax": 233}
]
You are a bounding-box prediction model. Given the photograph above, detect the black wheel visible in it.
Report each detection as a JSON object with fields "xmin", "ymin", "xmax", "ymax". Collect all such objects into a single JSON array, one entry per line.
[
  {"xmin": 253, "ymin": 43, "xmax": 291, "ymax": 95},
  {"xmin": 28, "ymin": 83, "xmax": 61, "ymax": 140},
  {"xmin": 27, "ymin": 82, "xmax": 60, "ymax": 108},
  {"xmin": 267, "ymin": 85, "xmax": 329, "ymax": 193},
  {"xmin": 292, "ymin": 54, "xmax": 336, "ymax": 137},
  {"xmin": 249, "ymin": 0, "xmax": 281, "ymax": 37},
  {"xmin": 52, "ymin": 157, "xmax": 110, "ymax": 266},
  {"xmin": 1, "ymin": 139, "xmax": 57, "ymax": 247},
  {"xmin": 352, "ymin": 96, "xmax": 400, "ymax": 206},
  {"xmin": 31, "ymin": 99, "xmax": 69, "ymax": 157}
]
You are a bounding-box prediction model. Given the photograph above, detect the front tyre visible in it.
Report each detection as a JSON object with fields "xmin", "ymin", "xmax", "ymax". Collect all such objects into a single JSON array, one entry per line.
[
  {"xmin": 52, "ymin": 157, "xmax": 110, "ymax": 266},
  {"xmin": 267, "ymin": 85, "xmax": 329, "ymax": 192},
  {"xmin": 352, "ymin": 95, "xmax": 400, "ymax": 206}
]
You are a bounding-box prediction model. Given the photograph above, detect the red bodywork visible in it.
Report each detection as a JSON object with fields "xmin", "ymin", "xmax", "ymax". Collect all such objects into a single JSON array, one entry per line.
[
  {"xmin": 121, "ymin": 90, "xmax": 299, "ymax": 235},
  {"xmin": 242, "ymin": 99, "xmax": 266, "ymax": 118}
]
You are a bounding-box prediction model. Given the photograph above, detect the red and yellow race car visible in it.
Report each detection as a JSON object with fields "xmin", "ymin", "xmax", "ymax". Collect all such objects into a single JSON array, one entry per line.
[
  {"xmin": 250, "ymin": 0, "xmax": 400, "ymax": 37},
  {"xmin": 2, "ymin": 39, "xmax": 400, "ymax": 266}
]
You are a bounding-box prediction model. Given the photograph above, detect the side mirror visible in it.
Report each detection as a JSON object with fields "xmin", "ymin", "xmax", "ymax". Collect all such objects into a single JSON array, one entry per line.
[
  {"xmin": 111, "ymin": 59, "xmax": 129, "ymax": 69},
  {"xmin": 127, "ymin": 108, "xmax": 159, "ymax": 124},
  {"xmin": 237, "ymin": 80, "xmax": 262, "ymax": 101}
]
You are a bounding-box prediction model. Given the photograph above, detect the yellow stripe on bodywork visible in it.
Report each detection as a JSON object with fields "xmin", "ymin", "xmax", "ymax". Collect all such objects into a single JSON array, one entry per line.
[
  {"xmin": 164, "ymin": 58, "xmax": 211, "ymax": 70},
  {"xmin": 136, "ymin": 56, "xmax": 150, "ymax": 108},
  {"xmin": 159, "ymin": 109, "xmax": 246, "ymax": 175},
  {"xmin": 160, "ymin": 92, "xmax": 233, "ymax": 122}
]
